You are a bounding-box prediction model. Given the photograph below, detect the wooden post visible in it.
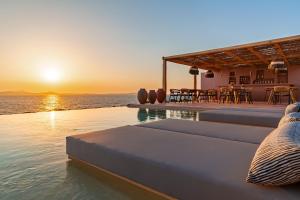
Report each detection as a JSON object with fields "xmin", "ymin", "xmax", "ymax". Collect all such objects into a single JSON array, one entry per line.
[
  {"xmin": 193, "ymin": 74, "xmax": 197, "ymax": 102},
  {"xmin": 193, "ymin": 75, "xmax": 197, "ymax": 90},
  {"xmin": 162, "ymin": 59, "xmax": 167, "ymax": 93}
]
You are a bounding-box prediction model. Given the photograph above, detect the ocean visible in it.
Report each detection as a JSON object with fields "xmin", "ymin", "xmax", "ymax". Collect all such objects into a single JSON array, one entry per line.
[
  {"xmin": 0, "ymin": 94, "xmax": 137, "ymax": 115},
  {"xmin": 0, "ymin": 106, "xmax": 199, "ymax": 200},
  {"xmin": 0, "ymin": 91, "xmax": 202, "ymax": 199}
]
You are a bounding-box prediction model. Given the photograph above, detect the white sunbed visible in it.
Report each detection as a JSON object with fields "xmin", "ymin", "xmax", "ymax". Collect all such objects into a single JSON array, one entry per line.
[{"xmin": 67, "ymin": 118, "xmax": 300, "ymax": 200}]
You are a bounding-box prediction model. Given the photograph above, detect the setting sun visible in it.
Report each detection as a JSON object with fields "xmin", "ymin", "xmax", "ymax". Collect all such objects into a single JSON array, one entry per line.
[{"xmin": 40, "ymin": 64, "xmax": 62, "ymax": 83}]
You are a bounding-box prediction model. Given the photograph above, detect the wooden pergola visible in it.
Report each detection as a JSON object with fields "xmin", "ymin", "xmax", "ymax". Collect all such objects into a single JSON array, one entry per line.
[{"xmin": 162, "ymin": 35, "xmax": 300, "ymax": 92}]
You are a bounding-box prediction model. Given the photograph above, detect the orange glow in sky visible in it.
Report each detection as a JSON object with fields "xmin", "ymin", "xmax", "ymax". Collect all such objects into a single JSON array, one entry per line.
[{"xmin": 1, "ymin": 1, "xmax": 298, "ymax": 94}]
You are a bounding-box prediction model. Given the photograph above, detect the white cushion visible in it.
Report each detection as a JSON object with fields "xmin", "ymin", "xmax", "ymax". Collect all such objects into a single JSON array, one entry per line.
[
  {"xmin": 285, "ymin": 102, "xmax": 300, "ymax": 115},
  {"xmin": 278, "ymin": 112, "xmax": 300, "ymax": 127},
  {"xmin": 247, "ymin": 122, "xmax": 300, "ymax": 186}
]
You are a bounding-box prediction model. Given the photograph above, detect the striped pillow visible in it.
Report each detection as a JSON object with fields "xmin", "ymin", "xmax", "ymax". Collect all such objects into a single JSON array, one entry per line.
[
  {"xmin": 246, "ymin": 122, "xmax": 300, "ymax": 186},
  {"xmin": 278, "ymin": 112, "xmax": 300, "ymax": 127},
  {"xmin": 285, "ymin": 102, "xmax": 300, "ymax": 115}
]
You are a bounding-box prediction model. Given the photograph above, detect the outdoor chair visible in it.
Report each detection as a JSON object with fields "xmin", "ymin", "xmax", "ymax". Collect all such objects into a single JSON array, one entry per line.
[
  {"xmin": 207, "ymin": 89, "xmax": 218, "ymax": 102},
  {"xmin": 219, "ymin": 87, "xmax": 234, "ymax": 103},
  {"xmin": 189, "ymin": 89, "xmax": 198, "ymax": 102},
  {"xmin": 169, "ymin": 89, "xmax": 181, "ymax": 102},
  {"xmin": 197, "ymin": 90, "xmax": 208, "ymax": 102},
  {"xmin": 235, "ymin": 88, "xmax": 253, "ymax": 104},
  {"xmin": 179, "ymin": 88, "xmax": 191, "ymax": 102},
  {"xmin": 272, "ymin": 86, "xmax": 291, "ymax": 104}
]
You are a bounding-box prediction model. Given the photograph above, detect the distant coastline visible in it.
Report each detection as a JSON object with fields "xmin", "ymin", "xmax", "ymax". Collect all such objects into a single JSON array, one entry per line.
[{"xmin": 0, "ymin": 91, "xmax": 136, "ymax": 96}]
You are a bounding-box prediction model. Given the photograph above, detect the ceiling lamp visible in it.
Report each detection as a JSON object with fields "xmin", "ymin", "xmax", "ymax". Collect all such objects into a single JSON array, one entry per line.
[
  {"xmin": 205, "ymin": 70, "xmax": 214, "ymax": 78},
  {"xmin": 268, "ymin": 61, "xmax": 285, "ymax": 70},
  {"xmin": 189, "ymin": 67, "xmax": 199, "ymax": 75}
]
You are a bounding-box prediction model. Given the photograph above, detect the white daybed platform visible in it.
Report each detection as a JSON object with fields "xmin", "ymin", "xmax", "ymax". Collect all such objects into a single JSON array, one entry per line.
[{"xmin": 67, "ymin": 118, "xmax": 300, "ymax": 200}]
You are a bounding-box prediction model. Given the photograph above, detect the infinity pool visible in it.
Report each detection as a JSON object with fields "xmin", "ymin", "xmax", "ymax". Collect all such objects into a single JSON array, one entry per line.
[{"xmin": 0, "ymin": 107, "xmax": 199, "ymax": 200}]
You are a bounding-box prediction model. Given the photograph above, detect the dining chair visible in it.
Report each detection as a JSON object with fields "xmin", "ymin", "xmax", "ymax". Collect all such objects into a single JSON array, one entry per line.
[
  {"xmin": 272, "ymin": 86, "xmax": 291, "ymax": 104},
  {"xmin": 207, "ymin": 89, "xmax": 218, "ymax": 102},
  {"xmin": 169, "ymin": 89, "xmax": 180, "ymax": 102},
  {"xmin": 197, "ymin": 90, "xmax": 208, "ymax": 102}
]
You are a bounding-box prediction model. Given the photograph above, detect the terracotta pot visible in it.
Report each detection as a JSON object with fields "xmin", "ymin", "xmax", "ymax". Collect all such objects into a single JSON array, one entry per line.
[
  {"xmin": 137, "ymin": 88, "xmax": 148, "ymax": 104},
  {"xmin": 156, "ymin": 88, "xmax": 166, "ymax": 103},
  {"xmin": 148, "ymin": 90, "xmax": 157, "ymax": 104}
]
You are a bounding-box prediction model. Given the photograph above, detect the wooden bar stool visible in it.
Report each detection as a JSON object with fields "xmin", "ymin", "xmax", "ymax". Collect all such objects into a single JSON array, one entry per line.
[{"xmin": 264, "ymin": 88, "xmax": 272, "ymax": 101}]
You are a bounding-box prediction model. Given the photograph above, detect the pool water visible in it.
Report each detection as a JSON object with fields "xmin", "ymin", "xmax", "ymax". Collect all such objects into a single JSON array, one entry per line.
[{"xmin": 0, "ymin": 107, "xmax": 199, "ymax": 200}]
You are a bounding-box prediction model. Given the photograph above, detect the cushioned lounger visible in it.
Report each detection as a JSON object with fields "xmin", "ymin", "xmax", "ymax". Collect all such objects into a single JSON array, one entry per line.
[
  {"xmin": 198, "ymin": 109, "xmax": 283, "ymax": 127},
  {"xmin": 137, "ymin": 119, "xmax": 273, "ymax": 144},
  {"xmin": 67, "ymin": 120, "xmax": 300, "ymax": 200}
]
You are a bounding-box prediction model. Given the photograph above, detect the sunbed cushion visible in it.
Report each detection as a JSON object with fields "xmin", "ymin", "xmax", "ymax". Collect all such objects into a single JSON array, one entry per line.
[
  {"xmin": 247, "ymin": 122, "xmax": 300, "ymax": 186},
  {"xmin": 67, "ymin": 125, "xmax": 300, "ymax": 200},
  {"xmin": 197, "ymin": 109, "xmax": 282, "ymax": 127},
  {"xmin": 278, "ymin": 112, "xmax": 300, "ymax": 127},
  {"xmin": 285, "ymin": 102, "xmax": 300, "ymax": 115},
  {"xmin": 138, "ymin": 119, "xmax": 272, "ymax": 144}
]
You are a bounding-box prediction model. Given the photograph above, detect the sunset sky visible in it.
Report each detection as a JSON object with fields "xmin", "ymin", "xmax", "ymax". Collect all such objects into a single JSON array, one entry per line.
[{"xmin": 1, "ymin": 0, "xmax": 300, "ymax": 94}]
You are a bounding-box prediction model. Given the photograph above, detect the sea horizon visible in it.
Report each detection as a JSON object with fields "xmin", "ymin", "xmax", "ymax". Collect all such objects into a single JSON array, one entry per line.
[{"xmin": 0, "ymin": 93, "xmax": 137, "ymax": 115}]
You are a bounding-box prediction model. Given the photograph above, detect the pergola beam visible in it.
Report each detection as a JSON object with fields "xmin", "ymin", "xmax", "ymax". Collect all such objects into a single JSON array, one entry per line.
[
  {"xmin": 168, "ymin": 58, "xmax": 221, "ymax": 71},
  {"xmin": 274, "ymin": 43, "xmax": 290, "ymax": 66}
]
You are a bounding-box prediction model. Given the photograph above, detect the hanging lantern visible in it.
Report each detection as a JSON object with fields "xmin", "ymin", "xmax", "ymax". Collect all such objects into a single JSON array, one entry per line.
[
  {"xmin": 205, "ymin": 70, "xmax": 214, "ymax": 78},
  {"xmin": 189, "ymin": 67, "xmax": 199, "ymax": 75},
  {"xmin": 268, "ymin": 61, "xmax": 285, "ymax": 70}
]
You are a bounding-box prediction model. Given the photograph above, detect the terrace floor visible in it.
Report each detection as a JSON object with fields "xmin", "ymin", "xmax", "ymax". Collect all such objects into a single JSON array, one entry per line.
[{"xmin": 128, "ymin": 101, "xmax": 286, "ymax": 113}]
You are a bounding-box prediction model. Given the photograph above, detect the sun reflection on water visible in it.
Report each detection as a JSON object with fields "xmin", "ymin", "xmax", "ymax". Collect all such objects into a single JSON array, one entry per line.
[
  {"xmin": 43, "ymin": 95, "xmax": 60, "ymax": 111},
  {"xmin": 49, "ymin": 111, "xmax": 56, "ymax": 129}
]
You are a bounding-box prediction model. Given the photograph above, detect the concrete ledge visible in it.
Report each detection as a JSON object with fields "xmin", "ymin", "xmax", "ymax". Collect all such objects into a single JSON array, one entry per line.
[
  {"xmin": 128, "ymin": 103, "xmax": 283, "ymax": 127},
  {"xmin": 127, "ymin": 103, "xmax": 285, "ymax": 114},
  {"xmin": 66, "ymin": 121, "xmax": 300, "ymax": 200},
  {"xmin": 127, "ymin": 103, "xmax": 207, "ymax": 112},
  {"xmin": 68, "ymin": 156, "xmax": 175, "ymax": 200}
]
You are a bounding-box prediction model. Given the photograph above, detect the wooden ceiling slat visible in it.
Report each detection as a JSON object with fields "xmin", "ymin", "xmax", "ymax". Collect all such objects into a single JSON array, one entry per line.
[
  {"xmin": 223, "ymin": 51, "xmax": 256, "ymax": 68},
  {"xmin": 246, "ymin": 47, "xmax": 269, "ymax": 64},
  {"xmin": 169, "ymin": 58, "xmax": 222, "ymax": 71}
]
